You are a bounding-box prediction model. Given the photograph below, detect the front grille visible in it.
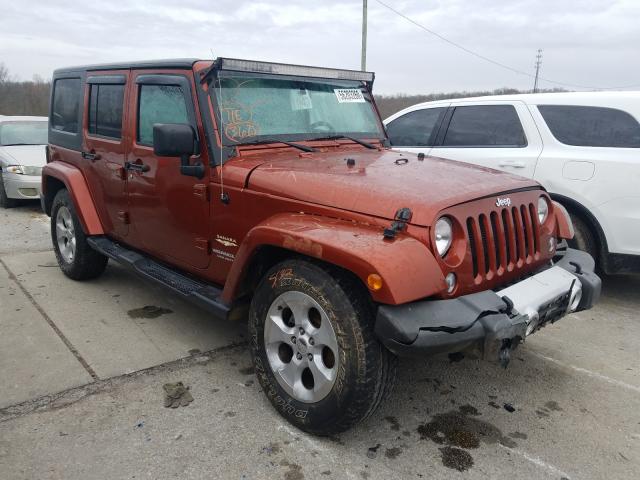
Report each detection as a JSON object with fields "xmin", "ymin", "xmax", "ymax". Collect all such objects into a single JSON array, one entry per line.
[{"xmin": 466, "ymin": 203, "xmax": 540, "ymax": 280}]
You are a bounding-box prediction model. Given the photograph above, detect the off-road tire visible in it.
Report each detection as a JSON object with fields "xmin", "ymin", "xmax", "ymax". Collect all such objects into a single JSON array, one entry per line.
[
  {"xmin": 0, "ymin": 173, "xmax": 18, "ymax": 208},
  {"xmin": 51, "ymin": 189, "xmax": 108, "ymax": 280},
  {"xmin": 249, "ymin": 259, "xmax": 397, "ymax": 435},
  {"xmin": 568, "ymin": 213, "xmax": 598, "ymax": 262}
]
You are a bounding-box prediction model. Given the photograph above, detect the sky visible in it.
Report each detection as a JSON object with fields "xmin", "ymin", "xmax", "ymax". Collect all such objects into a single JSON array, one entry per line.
[{"xmin": 1, "ymin": 0, "xmax": 639, "ymax": 94}]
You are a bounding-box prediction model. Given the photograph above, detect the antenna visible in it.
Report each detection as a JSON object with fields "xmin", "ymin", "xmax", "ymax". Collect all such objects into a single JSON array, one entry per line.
[
  {"xmin": 210, "ymin": 49, "xmax": 229, "ymax": 204},
  {"xmin": 533, "ymin": 49, "xmax": 543, "ymax": 93}
]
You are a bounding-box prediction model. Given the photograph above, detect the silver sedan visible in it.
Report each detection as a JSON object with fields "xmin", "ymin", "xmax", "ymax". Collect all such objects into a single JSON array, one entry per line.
[{"xmin": 0, "ymin": 116, "xmax": 48, "ymax": 208}]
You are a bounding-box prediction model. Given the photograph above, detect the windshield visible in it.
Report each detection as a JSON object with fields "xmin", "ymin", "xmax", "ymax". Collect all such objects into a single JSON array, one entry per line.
[
  {"xmin": 213, "ymin": 73, "xmax": 384, "ymax": 145},
  {"xmin": 0, "ymin": 121, "xmax": 48, "ymax": 146}
]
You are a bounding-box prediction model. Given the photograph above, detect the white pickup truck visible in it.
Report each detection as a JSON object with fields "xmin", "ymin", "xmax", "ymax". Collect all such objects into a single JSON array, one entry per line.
[{"xmin": 384, "ymin": 92, "xmax": 640, "ymax": 274}]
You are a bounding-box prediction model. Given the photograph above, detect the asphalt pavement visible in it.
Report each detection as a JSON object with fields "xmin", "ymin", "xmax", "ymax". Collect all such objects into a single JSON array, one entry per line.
[{"xmin": 0, "ymin": 201, "xmax": 639, "ymax": 480}]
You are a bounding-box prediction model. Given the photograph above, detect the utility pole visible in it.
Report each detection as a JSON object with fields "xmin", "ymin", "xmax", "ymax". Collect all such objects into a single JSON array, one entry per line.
[
  {"xmin": 533, "ymin": 49, "xmax": 543, "ymax": 93},
  {"xmin": 361, "ymin": 0, "xmax": 368, "ymax": 71}
]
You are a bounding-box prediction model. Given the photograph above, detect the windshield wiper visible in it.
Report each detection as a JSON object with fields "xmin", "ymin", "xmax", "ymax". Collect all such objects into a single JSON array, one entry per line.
[
  {"xmin": 309, "ymin": 135, "xmax": 377, "ymax": 150},
  {"xmin": 235, "ymin": 139, "xmax": 316, "ymax": 153}
]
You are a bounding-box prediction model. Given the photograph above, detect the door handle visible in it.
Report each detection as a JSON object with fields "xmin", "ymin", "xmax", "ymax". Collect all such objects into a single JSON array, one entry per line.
[
  {"xmin": 81, "ymin": 150, "xmax": 101, "ymax": 161},
  {"xmin": 498, "ymin": 160, "xmax": 526, "ymax": 168},
  {"xmin": 124, "ymin": 161, "xmax": 150, "ymax": 173}
]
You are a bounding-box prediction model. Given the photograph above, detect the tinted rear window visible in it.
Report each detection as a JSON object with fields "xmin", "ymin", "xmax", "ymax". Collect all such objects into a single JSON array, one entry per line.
[
  {"xmin": 51, "ymin": 78, "xmax": 81, "ymax": 134},
  {"xmin": 538, "ymin": 105, "xmax": 640, "ymax": 148},
  {"xmin": 88, "ymin": 84, "xmax": 125, "ymax": 139},
  {"xmin": 386, "ymin": 107, "xmax": 446, "ymax": 147},
  {"xmin": 443, "ymin": 105, "xmax": 527, "ymax": 147}
]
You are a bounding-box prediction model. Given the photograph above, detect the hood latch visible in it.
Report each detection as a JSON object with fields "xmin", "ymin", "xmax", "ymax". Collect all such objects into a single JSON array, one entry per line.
[{"xmin": 383, "ymin": 208, "xmax": 412, "ymax": 240}]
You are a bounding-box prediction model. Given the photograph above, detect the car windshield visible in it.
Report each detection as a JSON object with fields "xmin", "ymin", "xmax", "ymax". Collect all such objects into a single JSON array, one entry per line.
[
  {"xmin": 0, "ymin": 121, "xmax": 48, "ymax": 146},
  {"xmin": 213, "ymin": 73, "xmax": 384, "ymax": 146}
]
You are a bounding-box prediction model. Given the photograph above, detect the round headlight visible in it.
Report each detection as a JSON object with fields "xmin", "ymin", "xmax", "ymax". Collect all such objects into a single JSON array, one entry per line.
[
  {"xmin": 435, "ymin": 217, "xmax": 453, "ymax": 257},
  {"xmin": 537, "ymin": 196, "xmax": 549, "ymax": 224}
]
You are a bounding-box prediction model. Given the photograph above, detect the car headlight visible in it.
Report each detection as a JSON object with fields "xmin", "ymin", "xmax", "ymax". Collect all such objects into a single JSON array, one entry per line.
[
  {"xmin": 5, "ymin": 165, "xmax": 25, "ymax": 175},
  {"xmin": 537, "ymin": 196, "xmax": 549, "ymax": 224},
  {"xmin": 4, "ymin": 165, "xmax": 41, "ymax": 176},
  {"xmin": 435, "ymin": 217, "xmax": 453, "ymax": 257}
]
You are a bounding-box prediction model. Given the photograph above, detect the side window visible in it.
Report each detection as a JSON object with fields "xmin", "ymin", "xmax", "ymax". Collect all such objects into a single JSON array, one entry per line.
[
  {"xmin": 538, "ymin": 105, "xmax": 640, "ymax": 148},
  {"xmin": 442, "ymin": 105, "xmax": 527, "ymax": 147},
  {"xmin": 386, "ymin": 108, "xmax": 445, "ymax": 147},
  {"xmin": 88, "ymin": 84, "xmax": 125, "ymax": 139},
  {"xmin": 137, "ymin": 85, "xmax": 189, "ymax": 145},
  {"xmin": 51, "ymin": 78, "xmax": 81, "ymax": 134}
]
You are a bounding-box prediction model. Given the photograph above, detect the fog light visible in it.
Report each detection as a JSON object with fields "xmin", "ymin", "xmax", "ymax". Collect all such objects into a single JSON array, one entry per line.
[
  {"xmin": 445, "ymin": 273, "xmax": 457, "ymax": 293},
  {"xmin": 568, "ymin": 281, "xmax": 582, "ymax": 312},
  {"xmin": 18, "ymin": 188, "xmax": 38, "ymax": 197}
]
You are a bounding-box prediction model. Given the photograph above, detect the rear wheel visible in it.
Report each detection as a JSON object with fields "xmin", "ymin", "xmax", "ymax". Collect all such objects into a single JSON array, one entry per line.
[
  {"xmin": 0, "ymin": 173, "xmax": 18, "ymax": 208},
  {"xmin": 249, "ymin": 259, "xmax": 396, "ymax": 435},
  {"xmin": 51, "ymin": 189, "xmax": 108, "ymax": 280}
]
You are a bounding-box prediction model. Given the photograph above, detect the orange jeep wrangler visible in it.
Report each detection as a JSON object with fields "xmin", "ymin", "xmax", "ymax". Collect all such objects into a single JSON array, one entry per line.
[{"xmin": 42, "ymin": 58, "xmax": 600, "ymax": 435}]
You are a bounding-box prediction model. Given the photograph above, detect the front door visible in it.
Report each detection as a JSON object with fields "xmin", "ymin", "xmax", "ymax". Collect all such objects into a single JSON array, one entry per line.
[
  {"xmin": 82, "ymin": 71, "xmax": 130, "ymax": 239},
  {"xmin": 126, "ymin": 70, "xmax": 211, "ymax": 269}
]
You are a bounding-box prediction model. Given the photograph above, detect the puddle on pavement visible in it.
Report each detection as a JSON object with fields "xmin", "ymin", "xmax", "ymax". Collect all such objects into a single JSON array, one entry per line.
[
  {"xmin": 417, "ymin": 404, "xmax": 517, "ymax": 472},
  {"xmin": 127, "ymin": 305, "xmax": 173, "ymax": 319},
  {"xmin": 279, "ymin": 459, "xmax": 304, "ymax": 480},
  {"xmin": 439, "ymin": 446, "xmax": 474, "ymax": 471},
  {"xmin": 384, "ymin": 415, "xmax": 401, "ymax": 431},
  {"xmin": 385, "ymin": 446, "xmax": 402, "ymax": 459}
]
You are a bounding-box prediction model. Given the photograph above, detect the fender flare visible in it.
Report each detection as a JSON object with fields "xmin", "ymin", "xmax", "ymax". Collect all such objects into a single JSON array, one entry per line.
[
  {"xmin": 42, "ymin": 162, "xmax": 104, "ymax": 235},
  {"xmin": 222, "ymin": 213, "xmax": 446, "ymax": 305},
  {"xmin": 552, "ymin": 200, "xmax": 574, "ymax": 240}
]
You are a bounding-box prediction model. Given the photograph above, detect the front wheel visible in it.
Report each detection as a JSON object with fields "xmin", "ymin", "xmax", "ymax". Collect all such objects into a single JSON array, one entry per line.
[
  {"xmin": 51, "ymin": 189, "xmax": 108, "ymax": 280},
  {"xmin": 249, "ymin": 260, "xmax": 396, "ymax": 435},
  {"xmin": 568, "ymin": 213, "xmax": 598, "ymax": 262}
]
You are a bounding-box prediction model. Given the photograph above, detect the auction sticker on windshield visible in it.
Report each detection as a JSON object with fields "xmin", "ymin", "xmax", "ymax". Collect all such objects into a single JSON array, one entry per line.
[{"xmin": 334, "ymin": 89, "xmax": 366, "ymax": 103}]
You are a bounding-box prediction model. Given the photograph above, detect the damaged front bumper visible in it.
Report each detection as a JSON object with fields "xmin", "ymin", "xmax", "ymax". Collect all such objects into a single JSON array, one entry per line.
[{"xmin": 375, "ymin": 248, "xmax": 601, "ymax": 364}]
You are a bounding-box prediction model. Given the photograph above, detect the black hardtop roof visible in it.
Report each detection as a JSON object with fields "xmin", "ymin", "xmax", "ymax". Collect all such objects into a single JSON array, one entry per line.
[{"xmin": 53, "ymin": 58, "xmax": 201, "ymax": 75}]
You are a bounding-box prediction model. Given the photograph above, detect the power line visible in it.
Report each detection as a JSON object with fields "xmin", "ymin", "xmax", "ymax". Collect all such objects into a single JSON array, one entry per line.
[{"xmin": 373, "ymin": 0, "xmax": 640, "ymax": 90}]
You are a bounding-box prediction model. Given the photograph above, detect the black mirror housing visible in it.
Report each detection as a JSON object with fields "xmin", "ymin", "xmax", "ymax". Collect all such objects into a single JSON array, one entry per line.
[
  {"xmin": 152, "ymin": 123, "xmax": 204, "ymax": 179},
  {"xmin": 153, "ymin": 123, "xmax": 195, "ymax": 157}
]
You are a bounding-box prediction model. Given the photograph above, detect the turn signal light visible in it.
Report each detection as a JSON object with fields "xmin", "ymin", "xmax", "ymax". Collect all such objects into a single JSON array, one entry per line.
[{"xmin": 367, "ymin": 274, "xmax": 383, "ymax": 291}]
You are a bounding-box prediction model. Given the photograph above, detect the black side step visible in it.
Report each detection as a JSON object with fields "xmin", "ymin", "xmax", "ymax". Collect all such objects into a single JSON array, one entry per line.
[{"xmin": 87, "ymin": 236, "xmax": 230, "ymax": 320}]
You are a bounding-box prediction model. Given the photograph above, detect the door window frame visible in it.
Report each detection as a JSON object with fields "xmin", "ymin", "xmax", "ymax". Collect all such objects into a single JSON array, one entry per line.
[
  {"xmin": 133, "ymin": 74, "xmax": 200, "ymax": 153},
  {"xmin": 86, "ymin": 74, "xmax": 127, "ymax": 143},
  {"xmin": 385, "ymin": 106, "xmax": 448, "ymax": 148},
  {"xmin": 436, "ymin": 103, "xmax": 529, "ymax": 149}
]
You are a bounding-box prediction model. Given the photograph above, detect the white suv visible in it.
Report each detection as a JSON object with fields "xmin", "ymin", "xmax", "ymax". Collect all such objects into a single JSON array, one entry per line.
[{"xmin": 384, "ymin": 92, "xmax": 640, "ymax": 274}]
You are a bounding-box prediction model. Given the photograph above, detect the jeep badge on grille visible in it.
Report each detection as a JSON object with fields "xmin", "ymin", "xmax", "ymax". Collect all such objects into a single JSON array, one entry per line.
[{"xmin": 496, "ymin": 197, "xmax": 512, "ymax": 207}]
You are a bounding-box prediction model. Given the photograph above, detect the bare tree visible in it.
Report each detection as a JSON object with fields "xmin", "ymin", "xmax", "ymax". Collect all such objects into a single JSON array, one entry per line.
[
  {"xmin": 0, "ymin": 63, "xmax": 51, "ymax": 116},
  {"xmin": 0, "ymin": 62, "xmax": 9, "ymax": 84}
]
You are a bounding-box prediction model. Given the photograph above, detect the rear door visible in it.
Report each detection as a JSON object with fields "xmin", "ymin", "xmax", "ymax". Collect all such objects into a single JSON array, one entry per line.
[
  {"xmin": 531, "ymin": 102, "xmax": 640, "ymax": 256},
  {"xmin": 126, "ymin": 70, "xmax": 211, "ymax": 269},
  {"xmin": 83, "ymin": 71, "xmax": 130, "ymax": 239},
  {"xmin": 429, "ymin": 101, "xmax": 542, "ymax": 178}
]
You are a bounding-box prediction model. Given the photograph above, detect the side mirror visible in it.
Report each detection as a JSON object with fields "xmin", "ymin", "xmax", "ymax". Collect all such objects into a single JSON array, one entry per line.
[{"xmin": 152, "ymin": 123, "xmax": 204, "ymax": 179}]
